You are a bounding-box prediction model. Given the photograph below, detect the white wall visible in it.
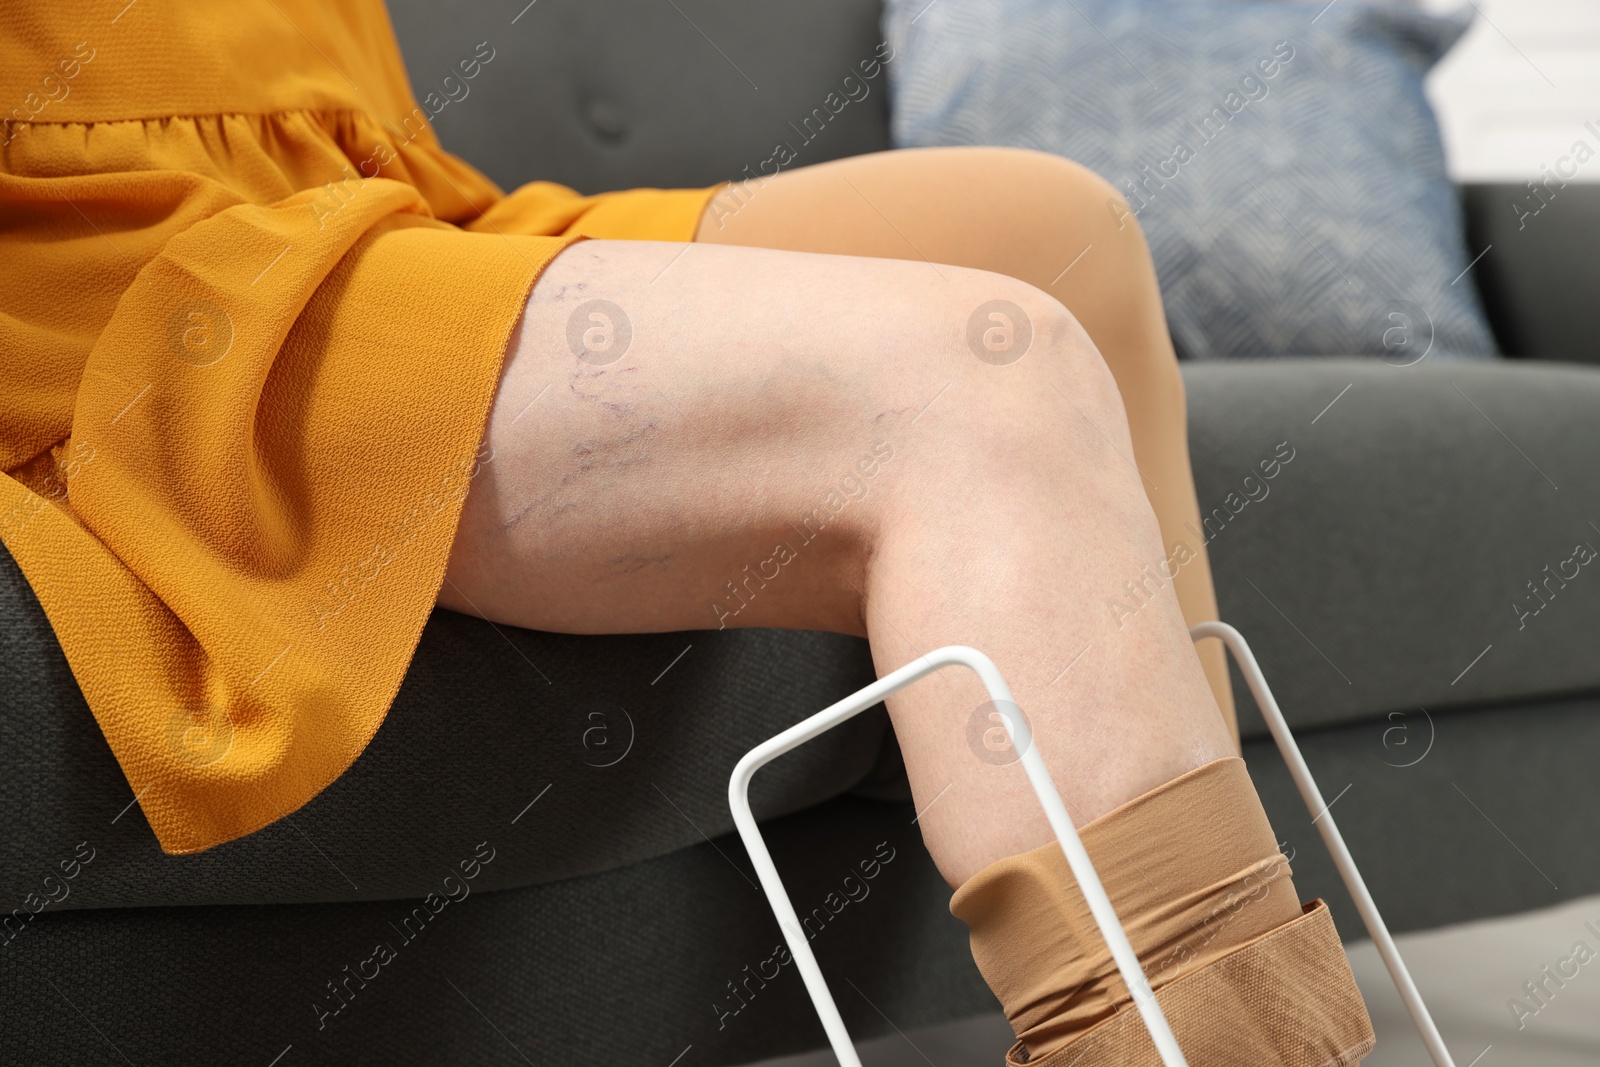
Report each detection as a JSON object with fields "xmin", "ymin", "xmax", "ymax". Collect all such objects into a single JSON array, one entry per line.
[{"xmin": 1420, "ymin": 0, "xmax": 1600, "ymax": 182}]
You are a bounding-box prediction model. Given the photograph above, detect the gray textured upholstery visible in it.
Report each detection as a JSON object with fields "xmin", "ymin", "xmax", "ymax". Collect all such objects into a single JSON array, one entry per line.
[
  {"xmin": 0, "ymin": 540, "xmax": 886, "ymax": 909},
  {"xmin": 1245, "ymin": 693, "xmax": 1600, "ymax": 943},
  {"xmin": 0, "ymin": 795, "xmax": 994, "ymax": 1066},
  {"xmin": 383, "ymin": 0, "xmax": 893, "ymax": 194},
  {"xmin": 1190, "ymin": 358, "xmax": 1600, "ymax": 738}
]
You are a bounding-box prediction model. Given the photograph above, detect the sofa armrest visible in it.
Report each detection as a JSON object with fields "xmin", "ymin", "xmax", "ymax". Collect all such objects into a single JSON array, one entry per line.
[
  {"xmin": 1463, "ymin": 182, "xmax": 1600, "ymax": 363},
  {"xmin": 1185, "ymin": 359, "xmax": 1600, "ymax": 738}
]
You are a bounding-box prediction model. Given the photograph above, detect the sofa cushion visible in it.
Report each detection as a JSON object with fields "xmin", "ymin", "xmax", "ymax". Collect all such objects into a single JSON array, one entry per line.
[
  {"xmin": 1186, "ymin": 358, "xmax": 1600, "ymax": 736},
  {"xmin": 1245, "ymin": 692, "xmax": 1600, "ymax": 945},
  {"xmin": 9, "ymin": 696, "xmax": 1600, "ymax": 1066},
  {"xmin": 0, "ymin": 794, "xmax": 991, "ymax": 1067},
  {"xmin": 0, "ymin": 541, "xmax": 888, "ymax": 909},
  {"xmin": 883, "ymin": 0, "xmax": 1499, "ymax": 362}
]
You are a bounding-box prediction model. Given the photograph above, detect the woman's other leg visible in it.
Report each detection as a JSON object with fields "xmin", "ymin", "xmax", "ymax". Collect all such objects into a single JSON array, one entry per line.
[
  {"xmin": 695, "ymin": 146, "xmax": 1237, "ymax": 741},
  {"xmin": 441, "ymin": 237, "xmax": 1233, "ymax": 888}
]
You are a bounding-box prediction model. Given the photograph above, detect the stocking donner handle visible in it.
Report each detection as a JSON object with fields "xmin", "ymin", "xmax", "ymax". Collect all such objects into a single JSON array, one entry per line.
[
  {"xmin": 728, "ymin": 628, "xmax": 1456, "ymax": 1066},
  {"xmin": 728, "ymin": 645, "xmax": 1187, "ymax": 1067}
]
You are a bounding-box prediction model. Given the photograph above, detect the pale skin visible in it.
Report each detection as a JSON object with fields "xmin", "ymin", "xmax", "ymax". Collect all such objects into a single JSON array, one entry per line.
[{"xmin": 440, "ymin": 146, "xmax": 1236, "ymax": 889}]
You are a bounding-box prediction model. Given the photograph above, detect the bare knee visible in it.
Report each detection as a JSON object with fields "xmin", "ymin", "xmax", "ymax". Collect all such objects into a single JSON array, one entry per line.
[{"xmin": 878, "ymin": 268, "xmax": 1140, "ymax": 510}]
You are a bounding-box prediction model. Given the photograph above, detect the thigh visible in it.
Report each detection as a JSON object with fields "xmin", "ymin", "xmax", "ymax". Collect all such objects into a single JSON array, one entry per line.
[{"xmin": 438, "ymin": 238, "xmax": 1100, "ymax": 636}]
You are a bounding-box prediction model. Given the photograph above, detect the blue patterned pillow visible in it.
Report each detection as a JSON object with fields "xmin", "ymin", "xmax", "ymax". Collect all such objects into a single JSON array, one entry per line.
[{"xmin": 883, "ymin": 0, "xmax": 1499, "ymax": 361}]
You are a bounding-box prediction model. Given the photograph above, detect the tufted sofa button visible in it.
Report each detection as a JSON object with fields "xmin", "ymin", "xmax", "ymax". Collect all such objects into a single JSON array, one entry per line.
[{"xmin": 585, "ymin": 98, "xmax": 628, "ymax": 142}]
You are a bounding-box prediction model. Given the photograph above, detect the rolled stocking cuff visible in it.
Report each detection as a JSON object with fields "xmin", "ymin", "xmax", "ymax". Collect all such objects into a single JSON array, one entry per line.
[{"xmin": 950, "ymin": 757, "xmax": 1375, "ymax": 1065}]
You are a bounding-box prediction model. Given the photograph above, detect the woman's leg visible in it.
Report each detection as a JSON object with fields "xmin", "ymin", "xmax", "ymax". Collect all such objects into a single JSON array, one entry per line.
[
  {"xmin": 440, "ymin": 236, "xmax": 1233, "ymax": 887},
  {"xmin": 695, "ymin": 146, "xmax": 1237, "ymax": 739},
  {"xmin": 440, "ymin": 236, "xmax": 1374, "ymax": 1063}
]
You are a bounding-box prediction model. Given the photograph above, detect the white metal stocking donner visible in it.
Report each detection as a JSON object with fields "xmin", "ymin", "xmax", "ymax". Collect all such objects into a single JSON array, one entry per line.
[{"xmin": 727, "ymin": 623, "xmax": 1458, "ymax": 1067}]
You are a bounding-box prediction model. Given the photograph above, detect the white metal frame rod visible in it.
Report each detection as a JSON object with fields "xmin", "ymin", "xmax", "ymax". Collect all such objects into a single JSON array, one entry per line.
[
  {"xmin": 1191, "ymin": 621, "xmax": 1456, "ymax": 1067},
  {"xmin": 728, "ymin": 645, "xmax": 1189, "ymax": 1067}
]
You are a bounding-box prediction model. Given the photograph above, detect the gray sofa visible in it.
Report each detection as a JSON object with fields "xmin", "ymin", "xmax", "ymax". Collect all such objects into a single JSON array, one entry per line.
[{"xmin": 4, "ymin": 1, "xmax": 1598, "ymax": 1063}]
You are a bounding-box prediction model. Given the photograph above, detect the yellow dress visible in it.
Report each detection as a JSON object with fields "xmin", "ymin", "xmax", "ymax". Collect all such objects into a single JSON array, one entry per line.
[{"xmin": 0, "ymin": 1, "xmax": 719, "ymax": 853}]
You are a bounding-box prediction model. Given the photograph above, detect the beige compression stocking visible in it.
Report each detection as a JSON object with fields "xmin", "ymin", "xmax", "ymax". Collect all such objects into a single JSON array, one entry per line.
[{"xmin": 951, "ymin": 758, "xmax": 1375, "ymax": 1065}]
